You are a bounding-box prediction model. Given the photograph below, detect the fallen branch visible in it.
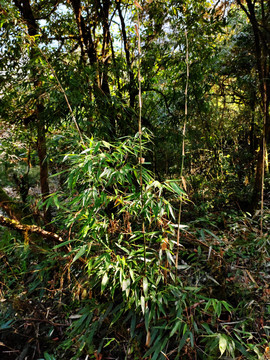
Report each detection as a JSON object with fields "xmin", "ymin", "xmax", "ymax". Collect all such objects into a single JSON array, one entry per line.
[
  {"xmin": 0, "ymin": 215, "xmax": 63, "ymax": 243},
  {"xmin": 17, "ymin": 317, "xmax": 69, "ymax": 327}
]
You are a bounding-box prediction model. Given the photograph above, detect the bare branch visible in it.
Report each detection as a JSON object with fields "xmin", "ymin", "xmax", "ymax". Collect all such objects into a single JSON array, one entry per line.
[{"xmin": 0, "ymin": 215, "xmax": 63, "ymax": 243}]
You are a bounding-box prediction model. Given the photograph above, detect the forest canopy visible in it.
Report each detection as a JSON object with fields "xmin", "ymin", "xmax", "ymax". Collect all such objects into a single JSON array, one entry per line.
[{"xmin": 0, "ymin": 0, "xmax": 269, "ymax": 359}]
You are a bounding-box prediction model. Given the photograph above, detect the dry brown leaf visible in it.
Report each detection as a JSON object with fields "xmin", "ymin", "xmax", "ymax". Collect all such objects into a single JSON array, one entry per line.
[
  {"xmin": 134, "ymin": 0, "xmax": 143, "ymax": 10},
  {"xmin": 246, "ymin": 269, "xmax": 258, "ymax": 287},
  {"xmin": 181, "ymin": 176, "xmax": 187, "ymax": 191},
  {"xmin": 265, "ymin": 346, "xmax": 270, "ymax": 359},
  {"xmin": 161, "ymin": 237, "xmax": 169, "ymax": 250},
  {"xmin": 94, "ymin": 351, "xmax": 102, "ymax": 360},
  {"xmin": 145, "ymin": 330, "xmax": 151, "ymax": 347}
]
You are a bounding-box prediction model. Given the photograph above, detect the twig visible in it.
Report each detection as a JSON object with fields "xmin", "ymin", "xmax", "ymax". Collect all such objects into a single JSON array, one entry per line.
[{"xmin": 17, "ymin": 318, "xmax": 69, "ymax": 327}]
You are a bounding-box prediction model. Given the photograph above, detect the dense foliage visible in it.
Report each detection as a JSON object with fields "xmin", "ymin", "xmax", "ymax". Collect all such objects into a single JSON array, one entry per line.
[{"xmin": 0, "ymin": 0, "xmax": 269, "ymax": 359}]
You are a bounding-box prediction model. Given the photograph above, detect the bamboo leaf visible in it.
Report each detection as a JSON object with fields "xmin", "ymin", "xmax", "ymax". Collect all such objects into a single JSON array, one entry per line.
[
  {"xmin": 72, "ymin": 244, "xmax": 87, "ymax": 263},
  {"xmin": 219, "ymin": 334, "xmax": 227, "ymax": 356},
  {"xmin": 101, "ymin": 273, "xmax": 109, "ymax": 293},
  {"xmin": 178, "ymin": 331, "xmax": 189, "ymax": 352},
  {"xmin": 143, "ymin": 277, "xmax": 148, "ymax": 296},
  {"xmin": 141, "ymin": 295, "xmax": 145, "ymax": 314}
]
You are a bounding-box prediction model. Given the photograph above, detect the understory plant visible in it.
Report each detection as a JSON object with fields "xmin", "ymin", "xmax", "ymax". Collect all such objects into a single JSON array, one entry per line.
[
  {"xmin": 45, "ymin": 133, "xmax": 266, "ymax": 359},
  {"xmin": 1, "ymin": 133, "xmax": 268, "ymax": 359}
]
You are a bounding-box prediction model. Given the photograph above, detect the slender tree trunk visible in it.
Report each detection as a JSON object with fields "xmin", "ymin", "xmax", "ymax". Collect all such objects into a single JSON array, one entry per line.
[
  {"xmin": 237, "ymin": 0, "xmax": 270, "ymax": 210},
  {"xmin": 249, "ymin": 98, "xmax": 255, "ymax": 157},
  {"xmin": 13, "ymin": 0, "xmax": 51, "ymax": 223},
  {"xmin": 99, "ymin": 0, "xmax": 116, "ymax": 136},
  {"xmin": 252, "ymin": 140, "xmax": 264, "ymax": 207},
  {"xmin": 117, "ymin": 0, "xmax": 137, "ymax": 109},
  {"xmin": 70, "ymin": 0, "xmax": 116, "ymax": 138}
]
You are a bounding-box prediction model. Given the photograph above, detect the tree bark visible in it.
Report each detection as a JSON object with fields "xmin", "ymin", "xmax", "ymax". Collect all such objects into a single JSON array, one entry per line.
[
  {"xmin": 0, "ymin": 215, "xmax": 63, "ymax": 243},
  {"xmin": 70, "ymin": 0, "xmax": 97, "ymax": 65}
]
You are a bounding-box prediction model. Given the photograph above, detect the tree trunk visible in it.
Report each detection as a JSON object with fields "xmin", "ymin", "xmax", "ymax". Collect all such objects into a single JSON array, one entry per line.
[
  {"xmin": 70, "ymin": 0, "xmax": 116, "ymax": 138},
  {"xmin": 252, "ymin": 140, "xmax": 264, "ymax": 208},
  {"xmin": 13, "ymin": 0, "xmax": 51, "ymax": 223},
  {"xmin": 237, "ymin": 0, "xmax": 270, "ymax": 210},
  {"xmin": 117, "ymin": 0, "xmax": 137, "ymax": 109}
]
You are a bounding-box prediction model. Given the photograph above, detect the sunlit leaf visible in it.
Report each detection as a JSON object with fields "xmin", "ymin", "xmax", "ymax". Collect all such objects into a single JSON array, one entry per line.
[
  {"xmin": 143, "ymin": 277, "xmax": 148, "ymax": 296},
  {"xmin": 72, "ymin": 244, "xmax": 87, "ymax": 263},
  {"xmin": 101, "ymin": 273, "xmax": 109, "ymax": 293},
  {"xmin": 219, "ymin": 334, "xmax": 227, "ymax": 356}
]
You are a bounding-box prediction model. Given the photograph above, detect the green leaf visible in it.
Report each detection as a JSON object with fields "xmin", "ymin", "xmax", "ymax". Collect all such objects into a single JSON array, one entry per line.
[
  {"xmin": 178, "ymin": 331, "xmax": 189, "ymax": 352},
  {"xmin": 44, "ymin": 353, "xmax": 56, "ymax": 360},
  {"xmin": 144, "ymin": 335, "xmax": 162, "ymax": 358},
  {"xmin": 101, "ymin": 273, "xmax": 109, "ymax": 293},
  {"xmin": 53, "ymin": 195, "xmax": 60, "ymax": 209},
  {"xmin": 72, "ymin": 244, "xmax": 87, "ymax": 263},
  {"xmin": 143, "ymin": 277, "xmax": 148, "ymax": 296},
  {"xmin": 104, "ymin": 338, "xmax": 116, "ymax": 348},
  {"xmin": 130, "ymin": 315, "xmax": 136, "ymax": 337},
  {"xmin": 53, "ymin": 238, "xmax": 77, "ymax": 249},
  {"xmin": 141, "ymin": 295, "xmax": 145, "ymax": 314},
  {"xmin": 216, "ymin": 300, "xmax": 222, "ymax": 317},
  {"xmin": 234, "ymin": 340, "xmax": 251, "ymax": 358},
  {"xmin": 219, "ymin": 334, "xmax": 227, "ymax": 356},
  {"xmin": 0, "ymin": 320, "xmax": 13, "ymax": 330},
  {"xmin": 221, "ymin": 300, "xmax": 233, "ymax": 313},
  {"xmin": 166, "ymin": 180, "xmax": 185, "ymax": 196},
  {"xmin": 145, "ymin": 307, "xmax": 150, "ymax": 331},
  {"xmin": 169, "ymin": 320, "xmax": 180, "ymax": 338},
  {"xmin": 201, "ymin": 323, "xmax": 213, "ymax": 335},
  {"xmin": 122, "ymin": 278, "xmax": 130, "ymax": 294},
  {"xmin": 189, "ymin": 331, "xmax": 194, "ymax": 347}
]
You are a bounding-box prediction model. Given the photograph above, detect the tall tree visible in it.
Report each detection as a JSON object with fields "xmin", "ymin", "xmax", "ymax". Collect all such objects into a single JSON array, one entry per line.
[
  {"xmin": 69, "ymin": 0, "xmax": 116, "ymax": 136},
  {"xmin": 13, "ymin": 0, "xmax": 53, "ymax": 223},
  {"xmin": 236, "ymin": 0, "xmax": 270, "ymax": 209}
]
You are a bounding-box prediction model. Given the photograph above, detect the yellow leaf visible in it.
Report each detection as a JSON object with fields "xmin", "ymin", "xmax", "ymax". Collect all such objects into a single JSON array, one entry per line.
[
  {"xmin": 145, "ymin": 330, "xmax": 151, "ymax": 347},
  {"xmin": 265, "ymin": 346, "xmax": 270, "ymax": 359},
  {"xmin": 219, "ymin": 334, "xmax": 227, "ymax": 356},
  {"xmin": 181, "ymin": 176, "xmax": 187, "ymax": 191},
  {"xmin": 161, "ymin": 237, "xmax": 169, "ymax": 251}
]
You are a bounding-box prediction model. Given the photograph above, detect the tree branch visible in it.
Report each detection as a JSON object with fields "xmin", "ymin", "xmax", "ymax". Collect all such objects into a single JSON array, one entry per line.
[
  {"xmin": 145, "ymin": 88, "xmax": 174, "ymax": 117},
  {"xmin": 0, "ymin": 215, "xmax": 63, "ymax": 243}
]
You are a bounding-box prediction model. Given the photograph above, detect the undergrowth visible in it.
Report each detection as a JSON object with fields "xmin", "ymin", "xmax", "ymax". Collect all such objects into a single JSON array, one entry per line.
[{"xmin": 0, "ymin": 134, "xmax": 269, "ymax": 359}]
